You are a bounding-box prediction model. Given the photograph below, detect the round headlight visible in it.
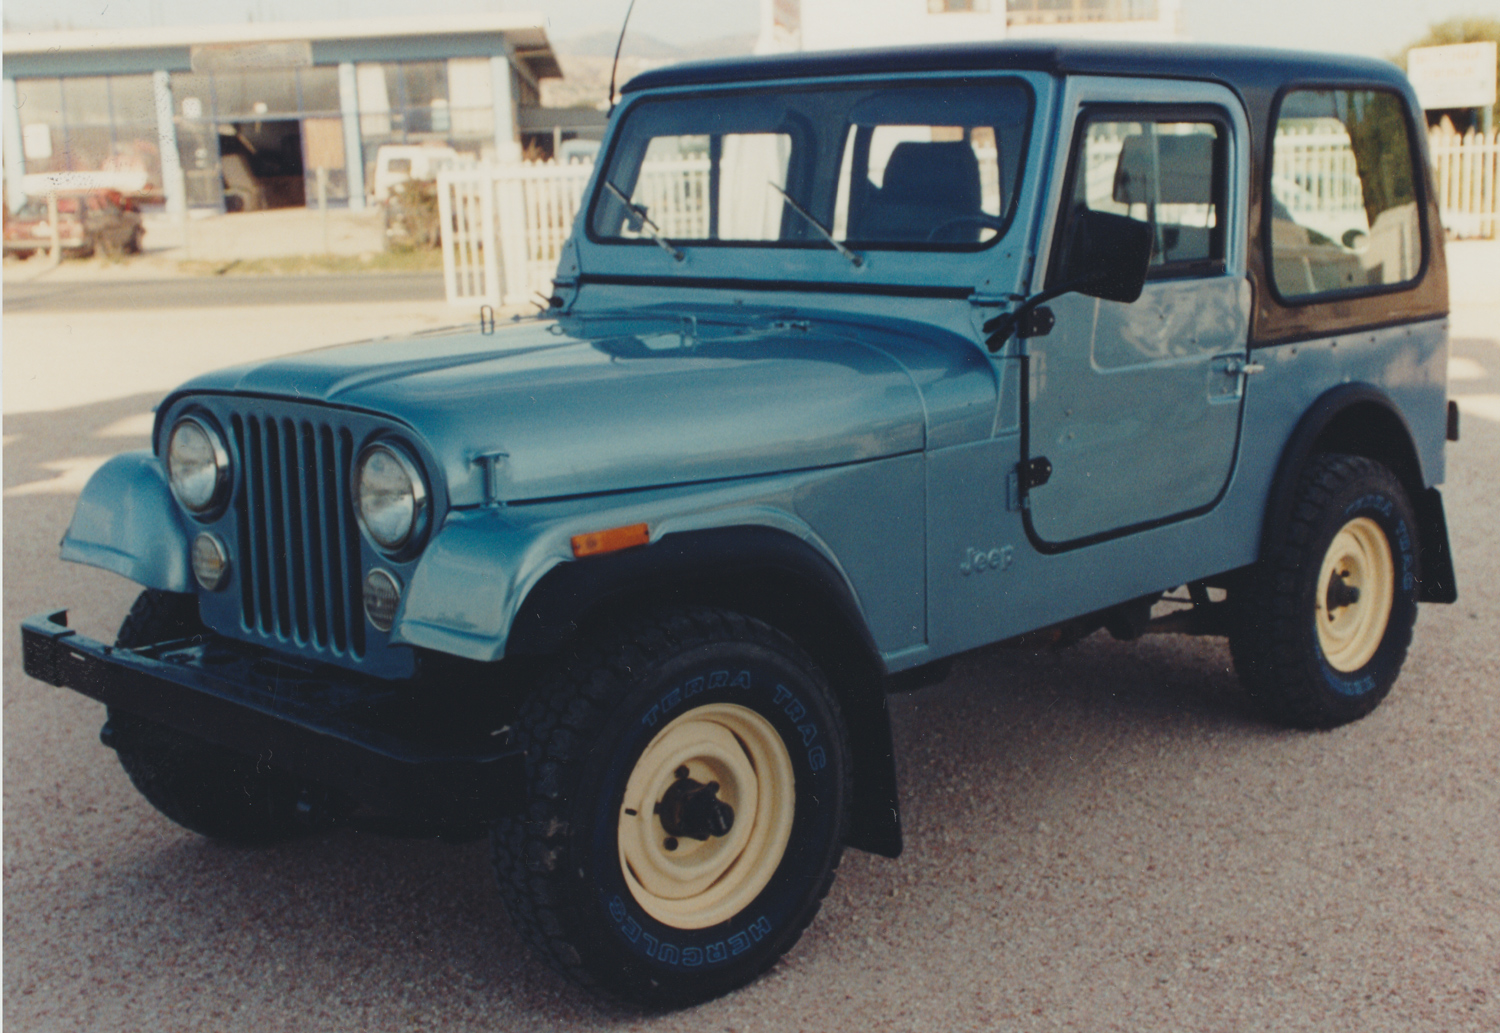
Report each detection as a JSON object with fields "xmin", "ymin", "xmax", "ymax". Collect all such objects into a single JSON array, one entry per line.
[
  {"xmin": 167, "ymin": 416, "xmax": 229, "ymax": 514},
  {"xmin": 354, "ymin": 442, "xmax": 428, "ymax": 550}
]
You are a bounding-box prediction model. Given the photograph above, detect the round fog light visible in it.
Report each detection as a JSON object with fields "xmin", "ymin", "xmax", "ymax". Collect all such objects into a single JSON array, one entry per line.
[
  {"xmin": 363, "ymin": 569, "xmax": 402, "ymax": 632},
  {"xmin": 191, "ymin": 532, "xmax": 230, "ymax": 590}
]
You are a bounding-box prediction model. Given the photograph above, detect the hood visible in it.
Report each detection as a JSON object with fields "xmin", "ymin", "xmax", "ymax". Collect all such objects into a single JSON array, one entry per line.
[{"xmin": 168, "ymin": 309, "xmax": 983, "ymax": 505}]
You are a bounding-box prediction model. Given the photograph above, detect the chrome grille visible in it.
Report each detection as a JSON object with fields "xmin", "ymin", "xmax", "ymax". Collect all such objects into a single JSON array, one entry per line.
[{"xmin": 230, "ymin": 414, "xmax": 366, "ymax": 659}]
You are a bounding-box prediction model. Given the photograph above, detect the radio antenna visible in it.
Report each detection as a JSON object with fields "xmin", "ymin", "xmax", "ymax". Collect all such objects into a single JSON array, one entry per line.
[{"xmin": 608, "ymin": 0, "xmax": 639, "ymax": 114}]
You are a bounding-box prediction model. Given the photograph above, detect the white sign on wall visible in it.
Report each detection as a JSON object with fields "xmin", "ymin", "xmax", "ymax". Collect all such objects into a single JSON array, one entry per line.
[
  {"xmin": 1407, "ymin": 41, "xmax": 1498, "ymax": 110},
  {"xmin": 22, "ymin": 123, "xmax": 53, "ymax": 160}
]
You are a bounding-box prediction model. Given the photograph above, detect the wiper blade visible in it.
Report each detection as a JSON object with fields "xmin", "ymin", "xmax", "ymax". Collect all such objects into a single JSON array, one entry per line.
[
  {"xmin": 603, "ymin": 180, "xmax": 684, "ymax": 262},
  {"xmin": 769, "ymin": 182, "xmax": 863, "ymax": 268}
]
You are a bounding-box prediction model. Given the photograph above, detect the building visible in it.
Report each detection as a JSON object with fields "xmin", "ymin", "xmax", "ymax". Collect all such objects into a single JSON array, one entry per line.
[
  {"xmin": 758, "ymin": 0, "xmax": 1183, "ymax": 53},
  {"xmin": 2, "ymin": 15, "xmax": 591, "ymax": 214}
]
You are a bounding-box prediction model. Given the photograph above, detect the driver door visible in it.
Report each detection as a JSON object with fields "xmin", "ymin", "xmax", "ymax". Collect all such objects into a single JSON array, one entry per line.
[{"xmin": 1023, "ymin": 84, "xmax": 1252, "ymax": 547}]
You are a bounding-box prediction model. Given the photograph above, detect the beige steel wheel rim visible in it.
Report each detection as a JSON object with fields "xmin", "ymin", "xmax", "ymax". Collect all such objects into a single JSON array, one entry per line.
[
  {"xmin": 618, "ymin": 702, "xmax": 795, "ymax": 930},
  {"xmin": 1314, "ymin": 516, "xmax": 1395, "ymax": 673}
]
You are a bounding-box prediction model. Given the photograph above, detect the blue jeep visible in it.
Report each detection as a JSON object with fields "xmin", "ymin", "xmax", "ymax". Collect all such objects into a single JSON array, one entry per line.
[{"xmin": 23, "ymin": 41, "xmax": 1458, "ymax": 1007}]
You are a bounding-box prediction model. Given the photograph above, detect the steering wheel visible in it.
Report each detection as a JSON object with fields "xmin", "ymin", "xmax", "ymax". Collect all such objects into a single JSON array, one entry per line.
[{"xmin": 925, "ymin": 213, "xmax": 1006, "ymax": 242}]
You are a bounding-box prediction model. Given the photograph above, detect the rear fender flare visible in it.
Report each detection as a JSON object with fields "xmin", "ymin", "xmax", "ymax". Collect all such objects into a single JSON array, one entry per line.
[{"xmin": 1259, "ymin": 382, "xmax": 1454, "ymax": 602}]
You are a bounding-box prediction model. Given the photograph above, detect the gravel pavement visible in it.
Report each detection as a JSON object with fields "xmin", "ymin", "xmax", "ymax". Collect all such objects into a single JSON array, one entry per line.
[{"xmin": 3, "ymin": 244, "xmax": 1497, "ymax": 1032}]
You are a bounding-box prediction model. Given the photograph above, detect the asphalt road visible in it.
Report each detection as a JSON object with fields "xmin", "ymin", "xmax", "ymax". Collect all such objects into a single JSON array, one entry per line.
[
  {"xmin": 3, "ymin": 255, "xmax": 1497, "ymax": 1031},
  {"xmin": 2, "ymin": 271, "xmax": 446, "ymax": 313}
]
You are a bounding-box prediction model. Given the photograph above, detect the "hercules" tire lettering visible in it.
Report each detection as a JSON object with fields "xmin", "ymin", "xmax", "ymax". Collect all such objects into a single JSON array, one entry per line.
[{"xmin": 608, "ymin": 895, "xmax": 771, "ymax": 967}]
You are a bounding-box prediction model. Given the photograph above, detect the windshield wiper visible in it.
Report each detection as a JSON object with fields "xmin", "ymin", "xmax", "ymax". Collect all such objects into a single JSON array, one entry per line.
[
  {"xmin": 769, "ymin": 182, "xmax": 863, "ymax": 268},
  {"xmin": 603, "ymin": 180, "xmax": 684, "ymax": 262}
]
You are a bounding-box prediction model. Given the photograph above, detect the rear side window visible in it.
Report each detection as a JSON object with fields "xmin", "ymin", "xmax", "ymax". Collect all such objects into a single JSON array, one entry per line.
[{"xmin": 1269, "ymin": 89, "xmax": 1423, "ymax": 300}]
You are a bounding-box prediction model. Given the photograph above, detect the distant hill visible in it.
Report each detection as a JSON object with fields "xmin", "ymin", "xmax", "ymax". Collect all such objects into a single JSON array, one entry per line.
[{"xmin": 553, "ymin": 30, "xmax": 757, "ymax": 61}]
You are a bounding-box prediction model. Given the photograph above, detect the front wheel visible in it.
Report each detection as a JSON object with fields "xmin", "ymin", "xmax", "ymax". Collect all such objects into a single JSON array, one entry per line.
[
  {"xmin": 1230, "ymin": 454, "xmax": 1419, "ymax": 728},
  {"xmin": 107, "ymin": 590, "xmax": 312, "ymax": 844},
  {"xmin": 492, "ymin": 608, "xmax": 851, "ymax": 1008}
]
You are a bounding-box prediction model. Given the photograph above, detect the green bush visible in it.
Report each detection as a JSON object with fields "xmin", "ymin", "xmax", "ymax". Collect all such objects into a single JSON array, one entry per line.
[{"xmin": 385, "ymin": 178, "xmax": 442, "ymax": 251}]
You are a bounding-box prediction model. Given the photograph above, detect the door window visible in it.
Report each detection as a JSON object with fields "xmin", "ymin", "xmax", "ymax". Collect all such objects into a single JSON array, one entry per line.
[{"xmin": 1052, "ymin": 113, "xmax": 1226, "ymax": 282}]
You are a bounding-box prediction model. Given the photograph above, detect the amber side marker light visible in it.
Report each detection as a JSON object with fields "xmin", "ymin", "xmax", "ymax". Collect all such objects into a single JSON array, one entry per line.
[{"xmin": 572, "ymin": 522, "xmax": 651, "ymax": 558}]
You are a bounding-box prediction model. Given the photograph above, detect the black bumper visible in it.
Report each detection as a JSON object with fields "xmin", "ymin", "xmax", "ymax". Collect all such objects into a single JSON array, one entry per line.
[{"xmin": 21, "ymin": 611, "xmax": 526, "ymax": 824}]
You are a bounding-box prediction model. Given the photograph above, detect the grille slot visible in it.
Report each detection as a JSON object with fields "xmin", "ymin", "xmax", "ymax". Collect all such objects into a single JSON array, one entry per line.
[{"xmin": 231, "ymin": 414, "xmax": 365, "ymax": 659}]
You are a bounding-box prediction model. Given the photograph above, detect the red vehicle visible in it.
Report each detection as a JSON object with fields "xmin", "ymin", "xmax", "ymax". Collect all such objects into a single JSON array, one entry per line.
[{"xmin": 4, "ymin": 190, "xmax": 144, "ymax": 259}]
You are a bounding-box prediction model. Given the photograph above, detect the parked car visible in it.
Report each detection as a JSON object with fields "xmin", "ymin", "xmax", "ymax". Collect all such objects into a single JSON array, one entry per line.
[
  {"xmin": 369, "ymin": 143, "xmax": 462, "ymax": 203},
  {"xmin": 4, "ymin": 189, "xmax": 143, "ymax": 258},
  {"xmin": 24, "ymin": 42, "xmax": 1458, "ymax": 1009}
]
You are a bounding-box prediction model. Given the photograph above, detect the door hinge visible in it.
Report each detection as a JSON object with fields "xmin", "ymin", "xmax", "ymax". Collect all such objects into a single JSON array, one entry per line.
[{"xmin": 1018, "ymin": 456, "xmax": 1053, "ymax": 491}]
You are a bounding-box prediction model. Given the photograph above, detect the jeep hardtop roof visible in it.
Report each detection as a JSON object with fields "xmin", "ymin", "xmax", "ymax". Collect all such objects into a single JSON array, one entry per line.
[
  {"xmin": 621, "ymin": 40, "xmax": 1409, "ymax": 98},
  {"xmin": 618, "ymin": 40, "xmax": 1443, "ymax": 347}
]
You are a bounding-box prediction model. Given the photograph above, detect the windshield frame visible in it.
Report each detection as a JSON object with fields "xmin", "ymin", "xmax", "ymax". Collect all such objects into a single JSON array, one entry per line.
[{"xmin": 584, "ymin": 73, "xmax": 1037, "ymax": 256}]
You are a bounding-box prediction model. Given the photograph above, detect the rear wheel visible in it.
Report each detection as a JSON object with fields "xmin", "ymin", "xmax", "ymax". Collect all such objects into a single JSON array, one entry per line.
[
  {"xmin": 1230, "ymin": 454, "xmax": 1419, "ymax": 728},
  {"xmin": 106, "ymin": 590, "xmax": 312, "ymax": 845},
  {"xmin": 492, "ymin": 607, "xmax": 851, "ymax": 1008}
]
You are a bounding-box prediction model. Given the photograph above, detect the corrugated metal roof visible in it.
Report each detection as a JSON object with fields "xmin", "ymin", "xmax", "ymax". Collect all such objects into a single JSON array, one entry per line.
[{"xmin": 3, "ymin": 14, "xmax": 562, "ymax": 80}]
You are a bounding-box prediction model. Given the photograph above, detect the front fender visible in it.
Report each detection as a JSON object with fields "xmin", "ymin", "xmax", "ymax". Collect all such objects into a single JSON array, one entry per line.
[
  {"xmin": 60, "ymin": 451, "xmax": 191, "ymax": 591},
  {"xmin": 393, "ymin": 495, "xmax": 867, "ymax": 664}
]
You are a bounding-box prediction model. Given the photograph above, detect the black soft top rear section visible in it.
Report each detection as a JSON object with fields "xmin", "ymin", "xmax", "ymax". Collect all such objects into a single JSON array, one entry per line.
[{"xmin": 622, "ymin": 41, "xmax": 1448, "ymax": 344}]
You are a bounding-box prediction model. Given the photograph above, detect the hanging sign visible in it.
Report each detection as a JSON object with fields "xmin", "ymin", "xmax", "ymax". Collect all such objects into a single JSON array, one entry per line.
[
  {"xmin": 1407, "ymin": 42, "xmax": 1498, "ymax": 110},
  {"xmin": 191, "ymin": 41, "xmax": 313, "ymax": 72}
]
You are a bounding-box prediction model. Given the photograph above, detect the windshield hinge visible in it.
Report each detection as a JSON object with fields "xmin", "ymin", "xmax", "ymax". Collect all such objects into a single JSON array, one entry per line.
[{"xmin": 969, "ymin": 291, "xmax": 1020, "ymax": 308}]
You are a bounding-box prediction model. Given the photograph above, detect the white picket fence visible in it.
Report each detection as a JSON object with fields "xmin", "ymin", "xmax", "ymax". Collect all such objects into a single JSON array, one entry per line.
[
  {"xmin": 1430, "ymin": 128, "xmax": 1499, "ymax": 239},
  {"xmin": 438, "ymin": 161, "xmax": 594, "ymax": 308},
  {"xmin": 440, "ymin": 127, "xmax": 1500, "ymax": 307}
]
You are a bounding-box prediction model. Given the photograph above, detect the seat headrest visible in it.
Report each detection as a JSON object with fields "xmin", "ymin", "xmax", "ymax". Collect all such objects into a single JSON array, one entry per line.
[
  {"xmin": 881, "ymin": 141, "xmax": 982, "ymax": 210},
  {"xmin": 1113, "ymin": 133, "xmax": 1215, "ymax": 206}
]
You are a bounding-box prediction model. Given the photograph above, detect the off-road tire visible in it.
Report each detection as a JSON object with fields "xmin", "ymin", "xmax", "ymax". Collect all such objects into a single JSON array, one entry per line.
[
  {"xmin": 1230, "ymin": 454, "xmax": 1419, "ymax": 728},
  {"xmin": 492, "ymin": 607, "xmax": 852, "ymax": 1009},
  {"xmin": 108, "ymin": 589, "xmax": 308, "ymax": 845}
]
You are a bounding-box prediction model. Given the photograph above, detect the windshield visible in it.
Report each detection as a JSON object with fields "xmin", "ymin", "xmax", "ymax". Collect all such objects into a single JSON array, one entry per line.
[{"xmin": 590, "ymin": 80, "xmax": 1031, "ymax": 251}]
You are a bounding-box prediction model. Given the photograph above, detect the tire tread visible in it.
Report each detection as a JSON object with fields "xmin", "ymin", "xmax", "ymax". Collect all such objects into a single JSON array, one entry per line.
[{"xmin": 491, "ymin": 606, "xmax": 849, "ymax": 1007}]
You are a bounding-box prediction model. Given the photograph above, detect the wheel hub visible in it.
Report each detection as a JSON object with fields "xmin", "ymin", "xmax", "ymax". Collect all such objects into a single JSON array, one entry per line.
[
  {"xmin": 1314, "ymin": 516, "xmax": 1394, "ymax": 673},
  {"xmin": 656, "ymin": 769, "xmax": 735, "ymax": 842},
  {"xmin": 617, "ymin": 702, "xmax": 795, "ymax": 930}
]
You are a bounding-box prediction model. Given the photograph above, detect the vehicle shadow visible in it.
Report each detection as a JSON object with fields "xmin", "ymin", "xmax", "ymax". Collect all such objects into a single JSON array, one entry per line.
[{"xmin": 11, "ymin": 627, "xmax": 1272, "ymax": 1028}]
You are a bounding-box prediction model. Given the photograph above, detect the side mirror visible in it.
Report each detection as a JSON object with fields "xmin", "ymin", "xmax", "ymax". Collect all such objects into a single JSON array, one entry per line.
[
  {"xmin": 1054, "ymin": 207, "xmax": 1153, "ymax": 305},
  {"xmin": 984, "ymin": 208, "xmax": 1153, "ymax": 351}
]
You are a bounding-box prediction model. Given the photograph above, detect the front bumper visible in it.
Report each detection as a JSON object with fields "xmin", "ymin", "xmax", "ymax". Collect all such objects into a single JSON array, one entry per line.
[{"xmin": 21, "ymin": 610, "xmax": 525, "ymax": 824}]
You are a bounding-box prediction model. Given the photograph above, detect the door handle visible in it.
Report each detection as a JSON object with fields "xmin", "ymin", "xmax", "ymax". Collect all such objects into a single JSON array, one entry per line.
[{"xmin": 1217, "ymin": 355, "xmax": 1265, "ymax": 377}]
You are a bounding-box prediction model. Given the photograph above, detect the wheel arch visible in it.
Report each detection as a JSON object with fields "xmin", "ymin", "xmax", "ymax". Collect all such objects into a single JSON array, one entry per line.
[
  {"xmin": 1261, "ymin": 383, "xmax": 1455, "ymax": 603},
  {"xmin": 507, "ymin": 524, "xmax": 904, "ymax": 858}
]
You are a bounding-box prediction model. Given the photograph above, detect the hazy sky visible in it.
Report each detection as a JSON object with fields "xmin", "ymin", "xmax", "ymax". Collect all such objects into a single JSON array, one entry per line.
[{"xmin": 3, "ymin": 0, "xmax": 1496, "ymax": 57}]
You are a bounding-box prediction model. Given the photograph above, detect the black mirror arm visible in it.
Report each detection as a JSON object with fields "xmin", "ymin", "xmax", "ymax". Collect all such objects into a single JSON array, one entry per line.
[{"xmin": 983, "ymin": 274, "xmax": 1103, "ymax": 353}]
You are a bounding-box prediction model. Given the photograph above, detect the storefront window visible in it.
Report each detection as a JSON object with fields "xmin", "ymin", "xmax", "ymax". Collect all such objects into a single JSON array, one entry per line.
[
  {"xmin": 63, "ymin": 76, "xmax": 112, "ymax": 124},
  {"xmin": 211, "ymin": 70, "xmax": 301, "ymax": 118},
  {"xmin": 108, "ymin": 124, "xmax": 165, "ymax": 195},
  {"xmin": 298, "ymin": 67, "xmax": 342, "ymax": 116},
  {"xmin": 109, "ymin": 76, "xmax": 158, "ymax": 124},
  {"xmin": 172, "ymin": 74, "xmax": 216, "ymax": 121},
  {"xmin": 16, "ymin": 77, "xmax": 64, "ymax": 121}
]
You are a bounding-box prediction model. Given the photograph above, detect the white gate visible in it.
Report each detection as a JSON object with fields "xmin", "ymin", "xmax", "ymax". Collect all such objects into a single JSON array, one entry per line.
[{"xmin": 438, "ymin": 161, "xmax": 595, "ymax": 308}]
